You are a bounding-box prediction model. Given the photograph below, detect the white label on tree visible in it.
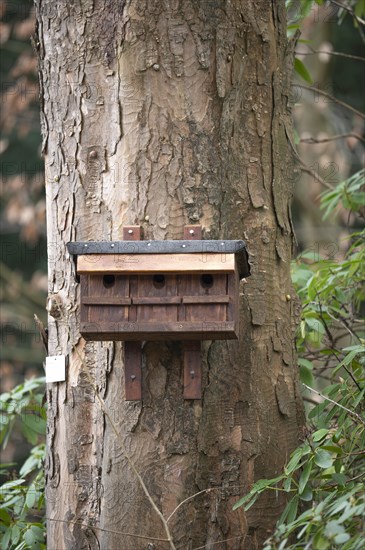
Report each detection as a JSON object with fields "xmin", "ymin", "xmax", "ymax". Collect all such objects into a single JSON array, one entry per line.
[{"xmin": 46, "ymin": 355, "xmax": 66, "ymax": 383}]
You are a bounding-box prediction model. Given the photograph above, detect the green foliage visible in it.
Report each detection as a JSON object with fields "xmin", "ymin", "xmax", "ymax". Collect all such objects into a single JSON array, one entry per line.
[{"xmin": 0, "ymin": 378, "xmax": 46, "ymax": 550}]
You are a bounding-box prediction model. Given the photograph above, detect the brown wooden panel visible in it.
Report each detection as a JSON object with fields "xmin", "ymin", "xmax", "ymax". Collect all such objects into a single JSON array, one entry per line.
[
  {"xmin": 77, "ymin": 253, "xmax": 235, "ymax": 274},
  {"xmin": 83, "ymin": 296, "xmax": 132, "ymax": 305},
  {"xmin": 183, "ymin": 341, "xmax": 201, "ymax": 399},
  {"xmin": 124, "ymin": 341, "xmax": 142, "ymax": 400},
  {"xmin": 227, "ymin": 267, "xmax": 239, "ymax": 327},
  {"xmin": 136, "ymin": 274, "xmax": 178, "ymax": 323},
  {"xmin": 80, "ymin": 321, "xmax": 237, "ymax": 340},
  {"xmin": 87, "ymin": 275, "xmax": 130, "ymax": 323},
  {"xmin": 80, "ymin": 275, "xmax": 89, "ymax": 323},
  {"xmin": 182, "ymin": 273, "xmax": 228, "ymax": 323}
]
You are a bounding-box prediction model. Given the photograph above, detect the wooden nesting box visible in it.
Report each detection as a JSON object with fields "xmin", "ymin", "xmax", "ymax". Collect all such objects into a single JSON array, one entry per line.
[{"xmin": 67, "ymin": 238, "xmax": 249, "ymax": 342}]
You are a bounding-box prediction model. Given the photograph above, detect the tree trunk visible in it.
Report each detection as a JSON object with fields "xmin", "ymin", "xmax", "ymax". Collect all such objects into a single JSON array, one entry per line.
[{"xmin": 35, "ymin": 1, "xmax": 304, "ymax": 548}]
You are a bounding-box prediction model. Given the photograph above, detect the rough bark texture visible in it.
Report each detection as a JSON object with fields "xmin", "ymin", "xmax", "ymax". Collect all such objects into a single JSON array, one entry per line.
[{"xmin": 35, "ymin": 1, "xmax": 304, "ymax": 548}]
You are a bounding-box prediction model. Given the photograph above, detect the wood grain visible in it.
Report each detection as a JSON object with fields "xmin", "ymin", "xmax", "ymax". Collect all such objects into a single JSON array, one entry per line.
[{"xmin": 77, "ymin": 253, "xmax": 235, "ymax": 274}]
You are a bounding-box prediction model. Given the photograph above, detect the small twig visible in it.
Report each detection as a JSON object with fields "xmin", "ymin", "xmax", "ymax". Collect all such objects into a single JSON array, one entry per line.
[
  {"xmin": 46, "ymin": 517, "xmax": 170, "ymax": 543},
  {"xmin": 332, "ymin": 350, "xmax": 363, "ymax": 391},
  {"xmin": 166, "ymin": 488, "xmax": 216, "ymax": 523},
  {"xmin": 295, "ymin": 48, "xmax": 365, "ymax": 62},
  {"xmin": 302, "ymin": 384, "xmax": 365, "ymax": 426},
  {"xmin": 299, "ymin": 133, "xmax": 365, "ymax": 145},
  {"xmin": 285, "ymin": 124, "xmax": 334, "ymax": 189},
  {"xmin": 297, "ymin": 85, "xmax": 365, "ymax": 120},
  {"xmin": 329, "ymin": 0, "xmax": 365, "ymax": 27}
]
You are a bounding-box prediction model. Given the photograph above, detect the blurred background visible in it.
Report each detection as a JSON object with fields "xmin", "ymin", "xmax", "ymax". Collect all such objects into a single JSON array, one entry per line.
[{"xmin": 0, "ymin": 0, "xmax": 364, "ymax": 474}]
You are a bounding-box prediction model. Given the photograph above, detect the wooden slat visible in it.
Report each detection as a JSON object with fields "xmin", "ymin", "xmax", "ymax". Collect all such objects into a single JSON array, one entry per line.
[
  {"xmin": 77, "ymin": 253, "xmax": 235, "ymax": 274},
  {"xmin": 82, "ymin": 296, "xmax": 132, "ymax": 305},
  {"xmin": 80, "ymin": 321, "xmax": 237, "ymax": 341},
  {"xmin": 183, "ymin": 341, "xmax": 201, "ymax": 399},
  {"xmin": 132, "ymin": 296, "xmax": 180, "ymax": 305},
  {"xmin": 182, "ymin": 295, "xmax": 229, "ymax": 304}
]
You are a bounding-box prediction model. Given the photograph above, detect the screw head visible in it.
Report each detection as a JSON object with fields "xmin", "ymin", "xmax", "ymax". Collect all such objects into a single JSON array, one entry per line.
[
  {"xmin": 189, "ymin": 229, "xmax": 194, "ymax": 235},
  {"xmin": 111, "ymin": 243, "xmax": 115, "ymax": 248},
  {"xmin": 128, "ymin": 229, "xmax": 133, "ymax": 234},
  {"xmin": 131, "ymin": 374, "xmax": 136, "ymax": 380}
]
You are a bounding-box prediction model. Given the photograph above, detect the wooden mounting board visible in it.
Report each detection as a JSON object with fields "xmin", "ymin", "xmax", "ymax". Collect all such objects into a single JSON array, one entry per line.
[{"xmin": 77, "ymin": 253, "xmax": 235, "ymax": 274}]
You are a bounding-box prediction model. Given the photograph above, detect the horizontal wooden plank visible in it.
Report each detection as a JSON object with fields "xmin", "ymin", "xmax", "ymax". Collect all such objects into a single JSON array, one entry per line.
[
  {"xmin": 132, "ymin": 296, "xmax": 181, "ymax": 305},
  {"xmin": 82, "ymin": 297, "xmax": 131, "ymax": 305},
  {"xmin": 82, "ymin": 295, "xmax": 230, "ymax": 306},
  {"xmin": 182, "ymin": 295, "xmax": 229, "ymax": 304},
  {"xmin": 77, "ymin": 254, "xmax": 235, "ymax": 274},
  {"xmin": 80, "ymin": 321, "xmax": 238, "ymax": 341}
]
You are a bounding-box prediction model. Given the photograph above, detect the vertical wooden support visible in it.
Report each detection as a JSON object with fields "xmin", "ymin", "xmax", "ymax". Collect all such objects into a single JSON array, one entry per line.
[
  {"xmin": 183, "ymin": 225, "xmax": 202, "ymax": 399},
  {"xmin": 123, "ymin": 226, "xmax": 142, "ymax": 400}
]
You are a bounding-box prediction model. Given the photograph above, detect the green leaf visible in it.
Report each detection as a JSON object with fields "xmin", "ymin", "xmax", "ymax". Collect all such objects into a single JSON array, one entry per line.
[
  {"xmin": 11, "ymin": 525, "xmax": 21, "ymax": 545},
  {"xmin": 299, "ymin": 484, "xmax": 313, "ymax": 501},
  {"xmin": 285, "ymin": 445, "xmax": 309, "ymax": 475},
  {"xmin": 1, "ymin": 527, "xmax": 11, "ymax": 550},
  {"xmin": 294, "ymin": 58, "xmax": 313, "ymax": 83},
  {"xmin": 0, "ymin": 509, "xmax": 11, "ymax": 526},
  {"xmin": 334, "ymin": 533, "xmax": 350, "ymax": 544},
  {"xmin": 24, "ymin": 528, "xmax": 35, "ymax": 547},
  {"xmin": 300, "ymin": 365, "xmax": 314, "ymax": 386},
  {"xmin": 325, "ymin": 520, "xmax": 345, "ymax": 537},
  {"xmin": 299, "ymin": 460, "xmax": 313, "ymax": 494},
  {"xmin": 30, "ymin": 525, "xmax": 45, "ymax": 542},
  {"xmin": 26, "ymin": 486, "xmax": 36, "ymax": 509},
  {"xmin": 312, "ymin": 429, "xmax": 329, "ymax": 442},
  {"xmin": 314, "ymin": 449, "xmax": 333, "ymax": 469},
  {"xmin": 279, "ymin": 495, "xmax": 299, "ymax": 525}
]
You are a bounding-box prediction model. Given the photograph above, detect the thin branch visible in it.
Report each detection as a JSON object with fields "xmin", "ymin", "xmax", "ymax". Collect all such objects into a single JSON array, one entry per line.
[
  {"xmin": 302, "ymin": 384, "xmax": 365, "ymax": 425},
  {"xmin": 297, "ymin": 85, "xmax": 365, "ymax": 120},
  {"xmin": 332, "ymin": 350, "xmax": 363, "ymax": 391},
  {"xmin": 299, "ymin": 133, "xmax": 365, "ymax": 145},
  {"xmin": 285, "ymin": 124, "xmax": 334, "ymax": 189},
  {"xmin": 295, "ymin": 48, "xmax": 365, "ymax": 62},
  {"xmin": 166, "ymin": 488, "xmax": 216, "ymax": 523},
  {"xmin": 329, "ymin": 0, "xmax": 365, "ymax": 27},
  {"xmin": 46, "ymin": 518, "xmax": 170, "ymax": 543}
]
